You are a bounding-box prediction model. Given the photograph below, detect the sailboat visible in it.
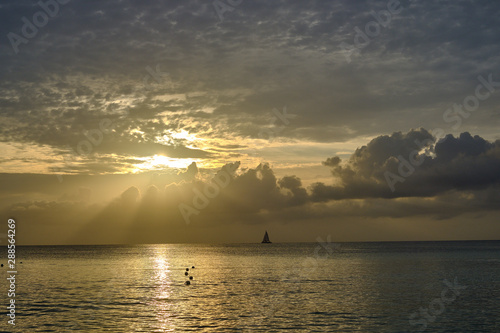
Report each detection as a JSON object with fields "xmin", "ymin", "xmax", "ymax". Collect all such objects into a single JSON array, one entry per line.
[{"xmin": 261, "ymin": 230, "xmax": 272, "ymax": 243}]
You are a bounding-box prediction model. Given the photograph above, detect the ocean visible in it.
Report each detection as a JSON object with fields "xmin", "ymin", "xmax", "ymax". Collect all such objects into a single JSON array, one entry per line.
[{"xmin": 1, "ymin": 241, "xmax": 499, "ymax": 332}]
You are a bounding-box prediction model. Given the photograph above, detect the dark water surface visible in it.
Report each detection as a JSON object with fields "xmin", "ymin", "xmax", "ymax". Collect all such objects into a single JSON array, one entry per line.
[{"xmin": 1, "ymin": 241, "xmax": 499, "ymax": 332}]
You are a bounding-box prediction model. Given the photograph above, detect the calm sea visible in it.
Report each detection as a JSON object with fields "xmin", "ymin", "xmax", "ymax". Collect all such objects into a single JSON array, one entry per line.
[{"xmin": 1, "ymin": 241, "xmax": 499, "ymax": 332}]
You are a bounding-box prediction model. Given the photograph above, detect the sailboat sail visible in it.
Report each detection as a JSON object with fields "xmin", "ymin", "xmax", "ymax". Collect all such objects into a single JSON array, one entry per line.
[{"xmin": 262, "ymin": 230, "xmax": 271, "ymax": 243}]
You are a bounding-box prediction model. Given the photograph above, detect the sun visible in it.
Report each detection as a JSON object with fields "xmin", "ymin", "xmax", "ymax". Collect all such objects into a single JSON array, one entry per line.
[{"xmin": 132, "ymin": 155, "xmax": 199, "ymax": 172}]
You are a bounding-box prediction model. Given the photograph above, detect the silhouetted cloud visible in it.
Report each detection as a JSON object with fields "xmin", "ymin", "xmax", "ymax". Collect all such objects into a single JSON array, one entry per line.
[{"xmin": 312, "ymin": 129, "xmax": 500, "ymax": 200}]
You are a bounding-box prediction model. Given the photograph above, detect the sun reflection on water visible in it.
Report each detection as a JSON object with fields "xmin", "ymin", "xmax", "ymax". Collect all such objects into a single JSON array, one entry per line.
[{"xmin": 150, "ymin": 247, "xmax": 176, "ymax": 332}]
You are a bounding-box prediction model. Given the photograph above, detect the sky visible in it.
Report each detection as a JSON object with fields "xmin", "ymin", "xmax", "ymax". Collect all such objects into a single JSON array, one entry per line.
[{"xmin": 0, "ymin": 0, "xmax": 499, "ymax": 245}]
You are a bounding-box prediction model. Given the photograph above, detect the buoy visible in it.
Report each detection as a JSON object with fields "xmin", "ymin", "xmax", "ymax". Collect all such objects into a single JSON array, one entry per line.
[
  {"xmin": 185, "ymin": 271, "xmax": 188, "ymax": 276},
  {"xmin": 189, "ymin": 276, "xmax": 193, "ymax": 280},
  {"xmin": 185, "ymin": 281, "xmax": 191, "ymax": 285}
]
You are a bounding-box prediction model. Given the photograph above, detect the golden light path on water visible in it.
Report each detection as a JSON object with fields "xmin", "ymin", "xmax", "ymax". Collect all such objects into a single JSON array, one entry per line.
[{"xmin": 151, "ymin": 247, "xmax": 176, "ymax": 332}]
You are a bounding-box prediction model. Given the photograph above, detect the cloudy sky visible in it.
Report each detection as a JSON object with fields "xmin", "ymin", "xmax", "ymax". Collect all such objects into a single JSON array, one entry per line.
[{"xmin": 1, "ymin": 0, "xmax": 499, "ymax": 245}]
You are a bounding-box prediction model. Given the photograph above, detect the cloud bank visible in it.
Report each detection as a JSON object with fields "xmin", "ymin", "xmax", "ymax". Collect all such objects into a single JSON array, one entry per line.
[{"xmin": 2, "ymin": 130, "xmax": 499, "ymax": 244}]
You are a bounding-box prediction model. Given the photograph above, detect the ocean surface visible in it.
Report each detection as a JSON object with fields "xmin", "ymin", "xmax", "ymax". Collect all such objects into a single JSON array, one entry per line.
[{"xmin": 1, "ymin": 241, "xmax": 499, "ymax": 332}]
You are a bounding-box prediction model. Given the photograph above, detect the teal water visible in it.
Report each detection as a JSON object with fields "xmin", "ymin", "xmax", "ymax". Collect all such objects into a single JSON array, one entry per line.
[{"xmin": 1, "ymin": 241, "xmax": 499, "ymax": 332}]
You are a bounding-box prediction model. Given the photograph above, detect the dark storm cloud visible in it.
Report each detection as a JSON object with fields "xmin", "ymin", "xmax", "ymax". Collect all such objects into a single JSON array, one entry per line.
[{"xmin": 311, "ymin": 129, "xmax": 500, "ymax": 200}]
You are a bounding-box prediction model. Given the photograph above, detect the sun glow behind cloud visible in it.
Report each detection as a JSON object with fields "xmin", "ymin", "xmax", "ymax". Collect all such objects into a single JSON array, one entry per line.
[
  {"xmin": 132, "ymin": 155, "xmax": 200, "ymax": 172},
  {"xmin": 155, "ymin": 129, "xmax": 204, "ymax": 148}
]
